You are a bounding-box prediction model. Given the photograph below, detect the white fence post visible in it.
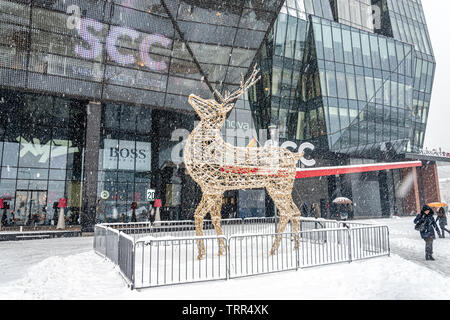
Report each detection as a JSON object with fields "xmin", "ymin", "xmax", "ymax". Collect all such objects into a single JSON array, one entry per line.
[{"xmin": 347, "ymin": 229, "xmax": 352, "ymax": 263}]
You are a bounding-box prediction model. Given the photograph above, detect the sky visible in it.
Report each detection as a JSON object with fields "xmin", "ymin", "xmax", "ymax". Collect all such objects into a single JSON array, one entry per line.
[{"xmin": 422, "ymin": 0, "xmax": 450, "ymax": 151}]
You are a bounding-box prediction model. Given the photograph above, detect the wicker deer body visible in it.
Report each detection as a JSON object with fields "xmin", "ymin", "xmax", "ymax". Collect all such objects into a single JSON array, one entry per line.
[{"xmin": 184, "ymin": 66, "xmax": 302, "ymax": 259}]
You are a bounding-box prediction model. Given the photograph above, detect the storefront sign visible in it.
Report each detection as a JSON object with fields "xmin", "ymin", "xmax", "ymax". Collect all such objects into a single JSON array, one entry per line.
[
  {"xmin": 100, "ymin": 190, "xmax": 110, "ymax": 200},
  {"xmin": 170, "ymin": 128, "xmax": 316, "ymax": 167},
  {"xmin": 103, "ymin": 139, "xmax": 151, "ymax": 171},
  {"xmin": 17, "ymin": 137, "xmax": 79, "ymax": 163},
  {"xmin": 225, "ymin": 120, "xmax": 250, "ymax": 131},
  {"xmin": 146, "ymin": 189, "xmax": 155, "ymax": 201},
  {"xmin": 67, "ymin": 6, "xmax": 171, "ymax": 72}
]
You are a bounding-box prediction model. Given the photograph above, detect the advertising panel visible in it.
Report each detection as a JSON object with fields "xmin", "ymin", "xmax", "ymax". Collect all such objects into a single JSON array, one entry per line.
[{"xmin": 103, "ymin": 139, "xmax": 151, "ymax": 171}]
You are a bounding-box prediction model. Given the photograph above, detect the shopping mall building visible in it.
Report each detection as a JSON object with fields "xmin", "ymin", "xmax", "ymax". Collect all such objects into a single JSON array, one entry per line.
[{"xmin": 0, "ymin": 0, "xmax": 443, "ymax": 232}]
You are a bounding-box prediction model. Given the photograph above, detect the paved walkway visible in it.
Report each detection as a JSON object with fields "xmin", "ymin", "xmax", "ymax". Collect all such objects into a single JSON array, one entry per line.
[{"xmin": 367, "ymin": 217, "xmax": 450, "ymax": 277}]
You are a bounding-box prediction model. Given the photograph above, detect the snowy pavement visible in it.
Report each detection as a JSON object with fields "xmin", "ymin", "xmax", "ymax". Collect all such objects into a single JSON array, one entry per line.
[
  {"xmin": 0, "ymin": 217, "xmax": 449, "ymax": 300},
  {"xmin": 374, "ymin": 217, "xmax": 450, "ymax": 277}
]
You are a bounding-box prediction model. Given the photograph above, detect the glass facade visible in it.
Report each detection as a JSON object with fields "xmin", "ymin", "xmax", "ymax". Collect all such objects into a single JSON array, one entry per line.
[
  {"xmin": 384, "ymin": 0, "xmax": 435, "ymax": 152},
  {"xmin": 249, "ymin": 0, "xmax": 434, "ymax": 156},
  {"xmin": 0, "ymin": 0, "xmax": 437, "ymax": 227},
  {"xmin": 247, "ymin": 0, "xmax": 435, "ymax": 218},
  {"xmin": 330, "ymin": 0, "xmax": 375, "ymax": 32},
  {"xmin": 0, "ymin": 0, "xmax": 284, "ymax": 109},
  {"xmin": 311, "ymin": 16, "xmax": 415, "ymax": 155},
  {"xmin": 0, "ymin": 0, "xmax": 284, "ymax": 228},
  {"xmin": 0, "ymin": 89, "xmax": 86, "ymax": 225}
]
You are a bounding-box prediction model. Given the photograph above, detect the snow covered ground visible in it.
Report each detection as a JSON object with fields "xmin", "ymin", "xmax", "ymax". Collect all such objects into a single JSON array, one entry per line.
[{"xmin": 0, "ymin": 216, "xmax": 449, "ymax": 300}]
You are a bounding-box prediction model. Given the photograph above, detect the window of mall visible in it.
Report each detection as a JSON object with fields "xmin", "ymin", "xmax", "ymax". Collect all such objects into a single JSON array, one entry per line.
[
  {"xmin": 95, "ymin": 105, "xmax": 199, "ymax": 223},
  {"xmin": 0, "ymin": 89, "xmax": 86, "ymax": 226}
]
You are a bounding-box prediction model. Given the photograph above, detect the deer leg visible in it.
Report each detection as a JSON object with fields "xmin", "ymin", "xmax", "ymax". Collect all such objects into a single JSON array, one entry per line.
[
  {"xmin": 268, "ymin": 192, "xmax": 291, "ymax": 255},
  {"xmin": 270, "ymin": 213, "xmax": 290, "ymax": 255},
  {"xmin": 289, "ymin": 196, "xmax": 302, "ymax": 250},
  {"xmin": 194, "ymin": 194, "xmax": 208, "ymax": 260},
  {"xmin": 290, "ymin": 214, "xmax": 301, "ymax": 250},
  {"xmin": 209, "ymin": 195, "xmax": 226, "ymax": 256},
  {"xmin": 196, "ymin": 194, "xmax": 220, "ymax": 260}
]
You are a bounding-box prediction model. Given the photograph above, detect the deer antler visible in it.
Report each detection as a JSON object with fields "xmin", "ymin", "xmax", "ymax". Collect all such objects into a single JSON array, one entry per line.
[{"xmin": 214, "ymin": 64, "xmax": 261, "ymax": 106}]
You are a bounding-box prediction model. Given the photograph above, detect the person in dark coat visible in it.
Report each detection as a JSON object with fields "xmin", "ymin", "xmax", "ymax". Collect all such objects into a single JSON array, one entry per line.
[
  {"xmin": 436, "ymin": 207, "xmax": 450, "ymax": 238},
  {"xmin": 309, "ymin": 204, "xmax": 316, "ymax": 218},
  {"xmin": 1, "ymin": 209, "xmax": 7, "ymax": 227},
  {"xmin": 348, "ymin": 204, "xmax": 354, "ymax": 220},
  {"xmin": 301, "ymin": 202, "xmax": 309, "ymax": 217},
  {"xmin": 339, "ymin": 204, "xmax": 349, "ymax": 221},
  {"xmin": 414, "ymin": 205, "xmax": 441, "ymax": 260}
]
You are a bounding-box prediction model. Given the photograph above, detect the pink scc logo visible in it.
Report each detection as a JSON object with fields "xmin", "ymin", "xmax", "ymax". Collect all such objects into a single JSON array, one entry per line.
[{"xmin": 67, "ymin": 5, "xmax": 171, "ymax": 72}]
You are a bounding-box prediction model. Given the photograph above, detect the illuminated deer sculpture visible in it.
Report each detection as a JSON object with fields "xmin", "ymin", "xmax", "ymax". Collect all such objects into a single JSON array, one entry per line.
[{"xmin": 184, "ymin": 65, "xmax": 303, "ymax": 259}]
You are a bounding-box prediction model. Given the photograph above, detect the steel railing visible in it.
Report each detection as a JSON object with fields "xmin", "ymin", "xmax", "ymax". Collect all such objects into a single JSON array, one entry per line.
[
  {"xmin": 93, "ymin": 218, "xmax": 390, "ymax": 289},
  {"xmin": 228, "ymin": 232, "xmax": 299, "ymax": 279},
  {"xmin": 94, "ymin": 225, "xmax": 135, "ymax": 288},
  {"xmin": 134, "ymin": 236, "xmax": 228, "ymax": 289}
]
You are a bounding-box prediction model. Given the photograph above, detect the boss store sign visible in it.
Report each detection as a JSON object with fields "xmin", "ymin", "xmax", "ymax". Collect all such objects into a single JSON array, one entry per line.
[{"xmin": 103, "ymin": 139, "xmax": 151, "ymax": 171}]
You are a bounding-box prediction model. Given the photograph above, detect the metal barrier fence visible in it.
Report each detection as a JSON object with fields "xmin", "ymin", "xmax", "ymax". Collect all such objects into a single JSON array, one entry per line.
[
  {"xmin": 93, "ymin": 225, "xmax": 106, "ymax": 256},
  {"xmin": 134, "ymin": 236, "xmax": 228, "ymax": 288},
  {"xmin": 348, "ymin": 225, "xmax": 390, "ymax": 261},
  {"xmin": 228, "ymin": 232, "xmax": 299, "ymax": 279},
  {"xmin": 93, "ymin": 225, "xmax": 135, "ymax": 287},
  {"xmin": 299, "ymin": 228, "xmax": 350, "ymax": 268},
  {"xmin": 118, "ymin": 232, "xmax": 135, "ymax": 286},
  {"xmin": 93, "ymin": 218, "xmax": 390, "ymax": 289}
]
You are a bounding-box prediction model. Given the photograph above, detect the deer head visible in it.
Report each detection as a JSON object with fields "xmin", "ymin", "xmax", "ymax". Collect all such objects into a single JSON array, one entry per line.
[{"xmin": 188, "ymin": 65, "xmax": 260, "ymax": 128}]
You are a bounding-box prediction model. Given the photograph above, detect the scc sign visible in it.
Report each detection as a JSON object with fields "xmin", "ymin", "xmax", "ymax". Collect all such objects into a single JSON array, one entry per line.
[
  {"xmin": 170, "ymin": 129, "xmax": 316, "ymax": 167},
  {"xmin": 67, "ymin": 5, "xmax": 171, "ymax": 72}
]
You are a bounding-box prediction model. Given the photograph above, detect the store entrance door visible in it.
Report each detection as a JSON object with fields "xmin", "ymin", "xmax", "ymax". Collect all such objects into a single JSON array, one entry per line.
[{"xmin": 14, "ymin": 190, "xmax": 47, "ymax": 225}]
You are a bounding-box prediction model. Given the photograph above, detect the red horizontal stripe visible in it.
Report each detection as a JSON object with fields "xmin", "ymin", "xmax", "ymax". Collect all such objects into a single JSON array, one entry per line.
[{"xmin": 295, "ymin": 161, "xmax": 422, "ymax": 179}]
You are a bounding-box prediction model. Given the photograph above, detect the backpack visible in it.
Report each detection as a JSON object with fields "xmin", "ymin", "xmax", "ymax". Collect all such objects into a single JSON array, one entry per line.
[{"xmin": 415, "ymin": 219, "xmax": 426, "ymax": 232}]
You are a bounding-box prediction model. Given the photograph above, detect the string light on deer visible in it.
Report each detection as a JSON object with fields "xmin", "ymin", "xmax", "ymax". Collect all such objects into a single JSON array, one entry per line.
[{"xmin": 184, "ymin": 65, "xmax": 303, "ymax": 260}]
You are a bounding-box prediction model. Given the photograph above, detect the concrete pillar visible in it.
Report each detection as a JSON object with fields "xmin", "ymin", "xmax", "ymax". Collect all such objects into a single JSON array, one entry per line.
[
  {"xmin": 418, "ymin": 162, "xmax": 441, "ymax": 204},
  {"xmin": 402, "ymin": 167, "xmax": 420, "ymax": 215},
  {"xmin": 81, "ymin": 101, "xmax": 102, "ymax": 232}
]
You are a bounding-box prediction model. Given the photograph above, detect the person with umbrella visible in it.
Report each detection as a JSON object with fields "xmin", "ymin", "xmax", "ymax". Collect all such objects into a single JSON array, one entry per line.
[
  {"xmin": 428, "ymin": 202, "xmax": 450, "ymax": 238},
  {"xmin": 414, "ymin": 204, "xmax": 441, "ymax": 260},
  {"xmin": 427, "ymin": 202, "xmax": 449, "ymax": 238},
  {"xmin": 333, "ymin": 197, "xmax": 352, "ymax": 221},
  {"xmin": 436, "ymin": 207, "xmax": 450, "ymax": 238}
]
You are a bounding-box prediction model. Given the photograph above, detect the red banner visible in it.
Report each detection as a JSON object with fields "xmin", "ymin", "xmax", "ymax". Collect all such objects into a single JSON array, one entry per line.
[
  {"xmin": 58, "ymin": 198, "xmax": 68, "ymax": 208},
  {"xmin": 295, "ymin": 161, "xmax": 422, "ymax": 179},
  {"xmin": 154, "ymin": 199, "xmax": 162, "ymax": 207}
]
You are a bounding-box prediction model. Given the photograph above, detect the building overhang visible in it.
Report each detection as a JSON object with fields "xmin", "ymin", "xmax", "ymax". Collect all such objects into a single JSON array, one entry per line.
[
  {"xmin": 295, "ymin": 160, "xmax": 423, "ymax": 179},
  {"xmin": 404, "ymin": 153, "xmax": 450, "ymax": 163}
]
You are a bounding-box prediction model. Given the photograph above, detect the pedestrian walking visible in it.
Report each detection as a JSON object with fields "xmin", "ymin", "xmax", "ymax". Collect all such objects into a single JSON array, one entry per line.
[
  {"xmin": 348, "ymin": 204, "xmax": 354, "ymax": 220},
  {"xmin": 414, "ymin": 205, "xmax": 441, "ymax": 261},
  {"xmin": 309, "ymin": 203, "xmax": 316, "ymax": 218},
  {"xmin": 148, "ymin": 206, "xmax": 155, "ymax": 223},
  {"xmin": 436, "ymin": 207, "xmax": 450, "ymax": 238},
  {"xmin": 312, "ymin": 203, "xmax": 321, "ymax": 219},
  {"xmin": 301, "ymin": 202, "xmax": 309, "ymax": 217},
  {"xmin": 1, "ymin": 209, "xmax": 7, "ymax": 228},
  {"xmin": 339, "ymin": 204, "xmax": 348, "ymax": 221},
  {"xmin": 311, "ymin": 203, "xmax": 323, "ymax": 229}
]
